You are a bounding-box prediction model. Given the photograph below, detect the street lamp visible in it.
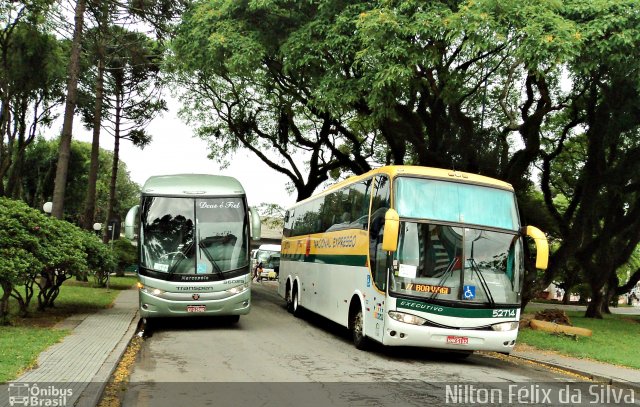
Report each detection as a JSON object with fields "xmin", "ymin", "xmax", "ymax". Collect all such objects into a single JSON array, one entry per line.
[
  {"xmin": 93, "ymin": 223, "xmax": 102, "ymax": 237},
  {"xmin": 43, "ymin": 202, "xmax": 52, "ymax": 215}
]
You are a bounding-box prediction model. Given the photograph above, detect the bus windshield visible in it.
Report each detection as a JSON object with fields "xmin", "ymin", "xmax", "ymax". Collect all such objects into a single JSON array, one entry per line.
[
  {"xmin": 395, "ymin": 177, "xmax": 519, "ymax": 231},
  {"xmin": 390, "ymin": 223, "xmax": 523, "ymax": 305},
  {"xmin": 140, "ymin": 196, "xmax": 248, "ymax": 275}
]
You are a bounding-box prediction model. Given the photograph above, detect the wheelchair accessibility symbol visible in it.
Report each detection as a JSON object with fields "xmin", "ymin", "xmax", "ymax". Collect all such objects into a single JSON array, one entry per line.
[{"xmin": 463, "ymin": 285, "xmax": 476, "ymax": 300}]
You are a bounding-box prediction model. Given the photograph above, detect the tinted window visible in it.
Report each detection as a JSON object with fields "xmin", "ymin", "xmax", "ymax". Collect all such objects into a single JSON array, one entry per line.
[{"xmin": 284, "ymin": 177, "xmax": 373, "ymax": 237}]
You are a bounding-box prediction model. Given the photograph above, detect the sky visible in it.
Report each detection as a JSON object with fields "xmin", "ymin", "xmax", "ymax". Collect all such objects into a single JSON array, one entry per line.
[{"xmin": 72, "ymin": 101, "xmax": 297, "ymax": 210}]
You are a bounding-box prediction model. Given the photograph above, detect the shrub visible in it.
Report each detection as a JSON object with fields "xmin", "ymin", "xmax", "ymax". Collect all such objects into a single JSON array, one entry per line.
[
  {"xmin": 112, "ymin": 238, "xmax": 137, "ymax": 276},
  {"xmin": 83, "ymin": 231, "xmax": 117, "ymax": 287},
  {"xmin": 0, "ymin": 198, "xmax": 115, "ymax": 322}
]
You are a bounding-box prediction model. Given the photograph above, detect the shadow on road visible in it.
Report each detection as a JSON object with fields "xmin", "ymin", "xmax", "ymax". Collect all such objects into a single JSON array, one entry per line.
[{"xmin": 140, "ymin": 315, "xmax": 241, "ymax": 338}]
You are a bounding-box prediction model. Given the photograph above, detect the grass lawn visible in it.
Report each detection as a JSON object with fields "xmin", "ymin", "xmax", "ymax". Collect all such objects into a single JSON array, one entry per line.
[
  {"xmin": 517, "ymin": 310, "xmax": 640, "ymax": 369},
  {"xmin": 0, "ymin": 276, "xmax": 137, "ymax": 383}
]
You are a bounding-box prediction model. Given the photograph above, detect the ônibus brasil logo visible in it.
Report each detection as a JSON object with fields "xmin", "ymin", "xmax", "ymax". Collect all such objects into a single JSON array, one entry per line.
[{"xmin": 7, "ymin": 383, "xmax": 73, "ymax": 406}]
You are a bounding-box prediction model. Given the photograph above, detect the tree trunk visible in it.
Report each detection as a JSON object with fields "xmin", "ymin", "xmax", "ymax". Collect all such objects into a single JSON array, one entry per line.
[
  {"xmin": 0, "ymin": 97, "xmax": 13, "ymax": 196},
  {"xmin": 0, "ymin": 281, "xmax": 12, "ymax": 325},
  {"xmin": 51, "ymin": 0, "xmax": 86, "ymax": 219},
  {"xmin": 83, "ymin": 52, "xmax": 105, "ymax": 230},
  {"xmin": 103, "ymin": 88, "xmax": 121, "ymax": 243},
  {"xmin": 585, "ymin": 286, "xmax": 605, "ymax": 319},
  {"xmin": 5, "ymin": 98, "xmax": 28, "ymax": 198}
]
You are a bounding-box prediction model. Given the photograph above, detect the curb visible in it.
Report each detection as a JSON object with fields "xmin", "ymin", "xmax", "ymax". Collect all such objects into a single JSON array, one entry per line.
[
  {"xmin": 74, "ymin": 311, "xmax": 140, "ymax": 407},
  {"xmin": 508, "ymin": 353, "xmax": 640, "ymax": 394}
]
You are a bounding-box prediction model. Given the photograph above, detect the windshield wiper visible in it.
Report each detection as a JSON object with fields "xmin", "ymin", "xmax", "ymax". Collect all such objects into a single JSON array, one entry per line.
[
  {"xmin": 467, "ymin": 258, "xmax": 496, "ymax": 307},
  {"xmin": 429, "ymin": 257, "xmax": 460, "ymax": 300},
  {"xmin": 168, "ymin": 241, "xmax": 194, "ymax": 275},
  {"xmin": 198, "ymin": 241, "xmax": 224, "ymax": 278}
]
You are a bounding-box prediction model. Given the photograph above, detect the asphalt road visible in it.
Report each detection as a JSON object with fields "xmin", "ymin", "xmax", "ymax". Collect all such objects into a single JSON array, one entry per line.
[{"xmin": 119, "ymin": 282, "xmax": 618, "ymax": 406}]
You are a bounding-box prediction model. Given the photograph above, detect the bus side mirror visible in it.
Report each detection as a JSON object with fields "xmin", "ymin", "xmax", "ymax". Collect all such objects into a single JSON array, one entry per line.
[
  {"xmin": 124, "ymin": 205, "xmax": 139, "ymax": 240},
  {"xmin": 382, "ymin": 208, "xmax": 399, "ymax": 252},
  {"xmin": 524, "ymin": 225, "xmax": 549, "ymax": 270},
  {"xmin": 250, "ymin": 207, "xmax": 261, "ymax": 240}
]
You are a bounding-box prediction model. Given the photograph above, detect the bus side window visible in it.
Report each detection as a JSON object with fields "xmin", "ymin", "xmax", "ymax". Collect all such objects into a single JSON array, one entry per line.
[
  {"xmin": 369, "ymin": 175, "xmax": 390, "ymax": 290},
  {"xmin": 350, "ymin": 178, "xmax": 372, "ymax": 230}
]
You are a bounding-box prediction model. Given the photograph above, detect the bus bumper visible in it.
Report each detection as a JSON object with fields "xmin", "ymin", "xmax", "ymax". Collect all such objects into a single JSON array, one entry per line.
[
  {"xmin": 138, "ymin": 290, "xmax": 251, "ymax": 318},
  {"xmin": 382, "ymin": 317, "xmax": 518, "ymax": 353}
]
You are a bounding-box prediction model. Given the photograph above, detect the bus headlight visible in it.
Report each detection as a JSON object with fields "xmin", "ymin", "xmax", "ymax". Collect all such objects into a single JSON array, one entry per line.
[
  {"xmin": 388, "ymin": 311, "xmax": 427, "ymax": 326},
  {"xmin": 138, "ymin": 283, "xmax": 165, "ymax": 297},
  {"xmin": 491, "ymin": 322, "xmax": 519, "ymax": 331},
  {"xmin": 226, "ymin": 283, "xmax": 248, "ymax": 295}
]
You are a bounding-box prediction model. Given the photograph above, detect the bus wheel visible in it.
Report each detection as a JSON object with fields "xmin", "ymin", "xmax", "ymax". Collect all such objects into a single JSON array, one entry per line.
[
  {"xmin": 350, "ymin": 308, "xmax": 369, "ymax": 350},
  {"xmin": 285, "ymin": 287, "xmax": 293, "ymax": 313},
  {"xmin": 292, "ymin": 289, "xmax": 303, "ymax": 317}
]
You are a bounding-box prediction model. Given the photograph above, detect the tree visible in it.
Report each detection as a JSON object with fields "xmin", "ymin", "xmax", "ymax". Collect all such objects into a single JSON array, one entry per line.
[
  {"xmin": 49, "ymin": 0, "xmax": 185, "ymax": 219},
  {"xmin": 19, "ymin": 138, "xmax": 139, "ymax": 226},
  {"xmin": 78, "ymin": 2, "xmax": 112, "ymax": 231},
  {"xmin": 99, "ymin": 27, "xmax": 166, "ymax": 242},
  {"xmin": 0, "ymin": 1, "xmax": 66, "ymax": 198},
  {"xmin": 0, "ymin": 197, "xmax": 114, "ymax": 321},
  {"xmin": 78, "ymin": 0, "xmax": 184, "ymax": 230},
  {"xmin": 171, "ymin": 0, "xmax": 582, "ymax": 201},
  {"xmin": 256, "ymin": 202, "xmax": 285, "ymax": 230},
  {"xmin": 170, "ymin": 0, "xmax": 376, "ymax": 201},
  {"xmin": 538, "ymin": 0, "xmax": 640, "ymax": 318},
  {"xmin": 51, "ymin": 0, "xmax": 86, "ymax": 219}
]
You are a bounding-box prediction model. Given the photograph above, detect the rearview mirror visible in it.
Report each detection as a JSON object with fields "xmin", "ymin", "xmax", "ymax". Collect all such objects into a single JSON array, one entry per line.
[
  {"xmin": 382, "ymin": 208, "xmax": 399, "ymax": 252},
  {"xmin": 250, "ymin": 207, "xmax": 262, "ymax": 241},
  {"xmin": 124, "ymin": 205, "xmax": 139, "ymax": 240},
  {"xmin": 524, "ymin": 225, "xmax": 549, "ymax": 270}
]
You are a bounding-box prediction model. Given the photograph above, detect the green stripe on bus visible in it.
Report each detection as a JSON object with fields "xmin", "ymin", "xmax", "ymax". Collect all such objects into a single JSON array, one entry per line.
[
  {"xmin": 397, "ymin": 298, "xmax": 518, "ymax": 318},
  {"xmin": 281, "ymin": 253, "xmax": 367, "ymax": 267}
]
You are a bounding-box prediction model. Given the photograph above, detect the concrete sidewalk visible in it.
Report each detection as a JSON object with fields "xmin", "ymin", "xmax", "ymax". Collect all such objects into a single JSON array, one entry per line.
[
  {"xmin": 1, "ymin": 288, "xmax": 139, "ymax": 407},
  {"xmin": 511, "ymin": 348, "xmax": 640, "ymax": 391},
  {"xmin": 2, "ymin": 283, "xmax": 639, "ymax": 406}
]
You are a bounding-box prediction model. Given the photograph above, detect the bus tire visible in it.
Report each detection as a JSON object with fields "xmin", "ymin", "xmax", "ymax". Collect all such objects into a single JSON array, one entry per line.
[
  {"xmin": 228, "ymin": 315, "xmax": 240, "ymax": 324},
  {"xmin": 142, "ymin": 317, "xmax": 154, "ymax": 332},
  {"xmin": 292, "ymin": 288, "xmax": 303, "ymax": 318},
  {"xmin": 350, "ymin": 307, "xmax": 369, "ymax": 350},
  {"xmin": 285, "ymin": 285, "xmax": 293, "ymax": 313}
]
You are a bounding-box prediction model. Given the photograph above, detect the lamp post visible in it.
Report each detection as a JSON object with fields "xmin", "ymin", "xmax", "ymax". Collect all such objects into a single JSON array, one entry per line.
[
  {"xmin": 93, "ymin": 222, "xmax": 110, "ymax": 291},
  {"xmin": 43, "ymin": 202, "xmax": 53, "ymax": 215}
]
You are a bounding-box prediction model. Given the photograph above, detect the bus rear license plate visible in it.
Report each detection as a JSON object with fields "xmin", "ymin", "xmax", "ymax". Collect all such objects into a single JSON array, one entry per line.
[
  {"xmin": 446, "ymin": 336, "xmax": 469, "ymax": 345},
  {"xmin": 187, "ymin": 305, "xmax": 206, "ymax": 313}
]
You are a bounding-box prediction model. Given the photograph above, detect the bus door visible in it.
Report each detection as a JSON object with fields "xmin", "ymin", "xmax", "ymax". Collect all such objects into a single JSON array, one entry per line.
[{"xmin": 364, "ymin": 175, "xmax": 391, "ymax": 342}]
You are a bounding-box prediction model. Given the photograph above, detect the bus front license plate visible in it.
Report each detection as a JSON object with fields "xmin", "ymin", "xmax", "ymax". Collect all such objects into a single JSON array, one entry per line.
[
  {"xmin": 446, "ymin": 336, "xmax": 469, "ymax": 345},
  {"xmin": 187, "ymin": 305, "xmax": 206, "ymax": 313}
]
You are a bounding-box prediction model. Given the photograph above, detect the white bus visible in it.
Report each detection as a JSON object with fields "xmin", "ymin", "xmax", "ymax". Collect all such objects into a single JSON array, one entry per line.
[
  {"xmin": 124, "ymin": 174, "xmax": 261, "ymax": 324},
  {"xmin": 278, "ymin": 166, "xmax": 548, "ymax": 353}
]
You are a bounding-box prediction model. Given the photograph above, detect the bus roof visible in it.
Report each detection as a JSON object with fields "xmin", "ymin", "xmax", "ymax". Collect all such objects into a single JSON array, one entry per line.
[
  {"xmin": 258, "ymin": 244, "xmax": 281, "ymax": 252},
  {"xmin": 141, "ymin": 174, "xmax": 246, "ymax": 197},
  {"xmin": 291, "ymin": 165, "xmax": 514, "ymax": 208}
]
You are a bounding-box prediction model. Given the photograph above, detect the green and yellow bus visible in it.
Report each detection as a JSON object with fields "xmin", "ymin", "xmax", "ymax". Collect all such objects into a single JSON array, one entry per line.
[
  {"xmin": 278, "ymin": 166, "xmax": 548, "ymax": 353},
  {"xmin": 124, "ymin": 174, "xmax": 261, "ymax": 324}
]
